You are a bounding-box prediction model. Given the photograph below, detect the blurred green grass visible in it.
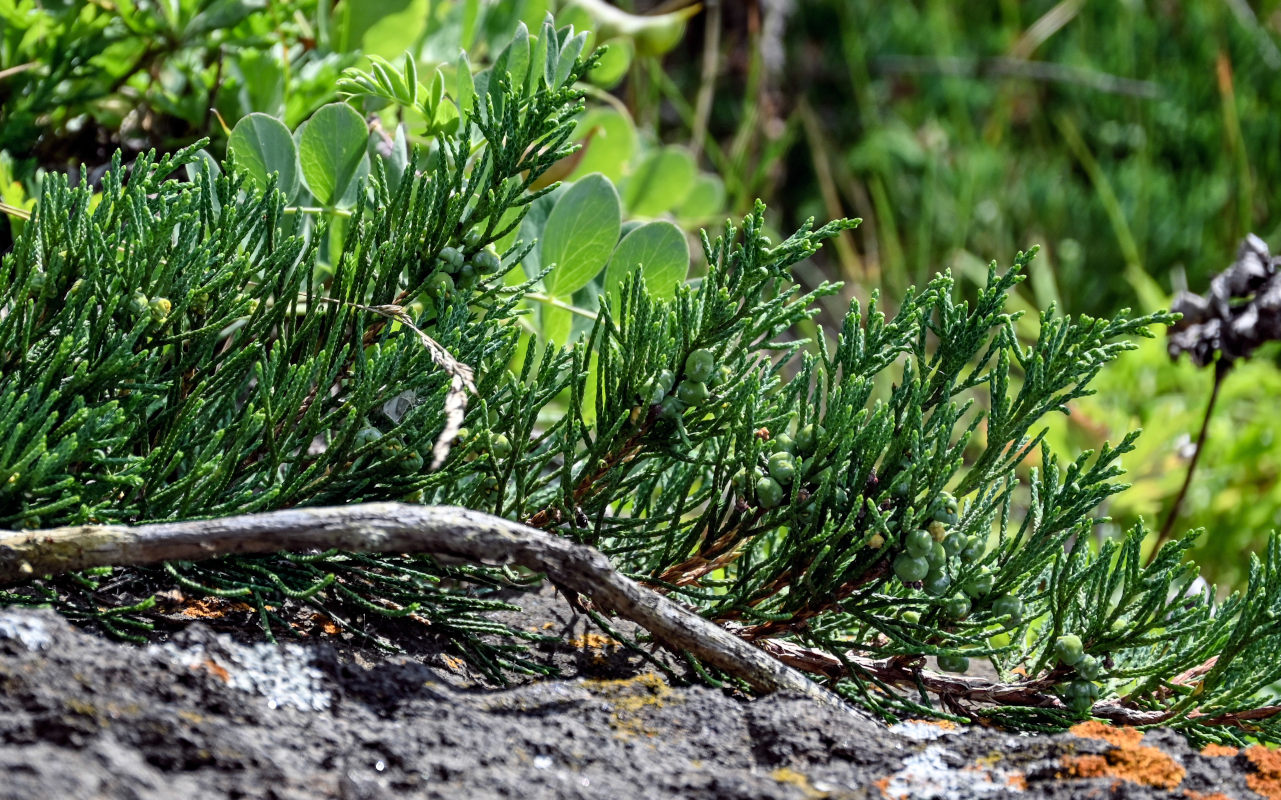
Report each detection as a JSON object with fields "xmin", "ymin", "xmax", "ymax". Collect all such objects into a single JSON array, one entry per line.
[{"xmin": 777, "ymin": 0, "xmax": 1281, "ymax": 314}]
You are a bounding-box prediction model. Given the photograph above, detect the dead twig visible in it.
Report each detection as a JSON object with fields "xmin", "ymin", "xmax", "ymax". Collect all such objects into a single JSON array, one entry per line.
[{"xmin": 0, "ymin": 503, "xmax": 862, "ymax": 718}]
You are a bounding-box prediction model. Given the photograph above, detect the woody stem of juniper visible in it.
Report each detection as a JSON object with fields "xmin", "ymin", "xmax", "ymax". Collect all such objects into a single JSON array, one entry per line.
[{"xmin": 1152, "ymin": 359, "xmax": 1229, "ymax": 560}]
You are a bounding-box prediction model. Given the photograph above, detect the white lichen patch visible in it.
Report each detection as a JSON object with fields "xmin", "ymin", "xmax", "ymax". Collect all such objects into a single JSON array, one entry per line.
[
  {"xmin": 0, "ymin": 610, "xmax": 53, "ymax": 651},
  {"xmin": 880, "ymin": 744, "xmax": 1022, "ymax": 799},
  {"xmin": 890, "ymin": 719, "xmax": 957, "ymax": 742},
  {"xmin": 162, "ymin": 640, "xmax": 332, "ymax": 712}
]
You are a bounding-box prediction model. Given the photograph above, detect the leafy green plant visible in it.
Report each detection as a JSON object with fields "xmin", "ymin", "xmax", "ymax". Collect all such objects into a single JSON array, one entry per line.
[
  {"xmin": 9, "ymin": 22, "xmax": 1281, "ymax": 748},
  {"xmin": 0, "ymin": 0, "xmax": 343, "ymax": 160}
]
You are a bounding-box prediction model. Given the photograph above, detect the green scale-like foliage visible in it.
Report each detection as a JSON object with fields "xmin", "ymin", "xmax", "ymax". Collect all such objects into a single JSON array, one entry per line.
[
  {"xmin": 0, "ymin": 43, "xmax": 598, "ymax": 673},
  {"xmin": 7, "ymin": 32, "xmax": 1281, "ymax": 744}
]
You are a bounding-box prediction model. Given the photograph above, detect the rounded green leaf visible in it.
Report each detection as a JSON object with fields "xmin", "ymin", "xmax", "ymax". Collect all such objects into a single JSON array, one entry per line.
[
  {"xmin": 541, "ymin": 173, "xmax": 621, "ymax": 297},
  {"xmin": 675, "ymin": 173, "xmax": 725, "ymax": 222},
  {"xmin": 227, "ymin": 113, "xmax": 299, "ymax": 200},
  {"xmin": 296, "ymin": 102, "xmax": 371, "ymax": 208},
  {"xmin": 338, "ymin": 0, "xmax": 430, "ymax": 58},
  {"xmin": 622, "ymin": 146, "xmax": 695, "ymax": 217},
  {"xmin": 603, "ymin": 220, "xmax": 688, "ymax": 303},
  {"xmin": 588, "ymin": 37, "xmax": 633, "ymax": 88},
  {"xmin": 568, "ymin": 109, "xmax": 636, "ymax": 182},
  {"xmin": 540, "ymin": 300, "xmax": 572, "ymax": 347}
]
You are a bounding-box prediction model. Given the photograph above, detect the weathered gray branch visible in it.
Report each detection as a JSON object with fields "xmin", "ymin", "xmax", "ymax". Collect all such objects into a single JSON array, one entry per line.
[{"xmin": 0, "ymin": 503, "xmax": 861, "ymax": 717}]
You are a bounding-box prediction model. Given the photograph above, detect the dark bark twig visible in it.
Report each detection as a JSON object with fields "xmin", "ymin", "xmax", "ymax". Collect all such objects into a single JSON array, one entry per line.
[
  {"xmin": 0, "ymin": 503, "xmax": 862, "ymax": 718},
  {"xmin": 1152, "ymin": 359, "xmax": 1229, "ymax": 559},
  {"xmin": 758, "ymin": 638, "xmax": 1281, "ymax": 730}
]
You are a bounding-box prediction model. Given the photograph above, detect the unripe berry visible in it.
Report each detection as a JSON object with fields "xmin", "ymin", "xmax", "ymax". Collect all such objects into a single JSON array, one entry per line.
[
  {"xmin": 772, "ymin": 433, "xmax": 795, "ymax": 454},
  {"xmin": 923, "ymin": 571, "xmax": 951, "ymax": 597},
  {"xmin": 937, "ymin": 654, "xmax": 969, "ymax": 673},
  {"xmin": 960, "ymin": 535, "xmax": 985, "ymax": 563},
  {"xmin": 473, "ymin": 246, "xmax": 501, "ymax": 273},
  {"xmin": 767, "ymin": 451, "xmax": 796, "ymax": 485},
  {"xmin": 796, "ymin": 423, "xmax": 824, "ymax": 455},
  {"xmin": 148, "ymin": 297, "xmax": 171, "ymax": 324},
  {"xmin": 926, "ymin": 541, "xmax": 947, "ymax": 570},
  {"xmin": 930, "ymin": 492, "xmax": 959, "ymax": 525},
  {"xmin": 676, "ymin": 379, "xmax": 710, "ymax": 406},
  {"xmin": 128, "ymin": 290, "xmax": 149, "ymax": 317},
  {"xmin": 490, "ymin": 433, "xmax": 512, "ymax": 458},
  {"xmin": 656, "ymin": 369, "xmax": 676, "ymax": 394},
  {"xmin": 426, "ymin": 272, "xmax": 455, "ymax": 298},
  {"xmin": 1054, "ymin": 634, "xmax": 1085, "ymax": 666},
  {"xmin": 943, "ymin": 594, "xmax": 971, "ymax": 619},
  {"xmin": 756, "ymin": 476, "xmax": 785, "ymax": 509},
  {"xmin": 893, "ymin": 553, "xmax": 929, "ymax": 583},
  {"xmin": 354, "ymin": 426, "xmax": 383, "ymax": 448},
  {"xmin": 1076, "ymin": 654, "xmax": 1101, "ymax": 680},
  {"xmin": 904, "ymin": 528, "xmax": 934, "ymax": 559},
  {"xmin": 463, "ymin": 228, "xmax": 482, "ymax": 248},
  {"xmin": 684, "ymin": 348, "xmax": 716, "ymax": 382},
  {"xmin": 962, "ymin": 567, "xmax": 994, "ymax": 598},
  {"xmin": 889, "ymin": 472, "xmax": 912, "ymax": 499},
  {"xmin": 991, "ymin": 594, "xmax": 1023, "ymax": 625},
  {"xmin": 943, "ymin": 531, "xmax": 967, "ymax": 557},
  {"xmin": 397, "ymin": 448, "xmax": 425, "ymax": 473},
  {"xmin": 709, "ymin": 364, "xmax": 732, "ymax": 388},
  {"xmin": 731, "ymin": 467, "xmax": 760, "ymax": 491},
  {"xmin": 438, "ymin": 246, "xmax": 465, "ymax": 271},
  {"xmin": 1064, "ymin": 679, "xmax": 1098, "ymax": 714}
]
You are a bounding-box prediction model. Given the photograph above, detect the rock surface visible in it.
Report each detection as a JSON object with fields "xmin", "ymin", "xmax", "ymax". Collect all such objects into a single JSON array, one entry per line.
[{"xmin": 0, "ymin": 587, "xmax": 1268, "ymax": 799}]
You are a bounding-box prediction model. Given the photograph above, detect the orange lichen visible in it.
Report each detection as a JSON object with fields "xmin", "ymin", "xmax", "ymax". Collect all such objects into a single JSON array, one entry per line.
[
  {"xmin": 770, "ymin": 768, "xmax": 824, "ymax": 798},
  {"xmin": 1061, "ymin": 721, "xmax": 1185, "ymax": 790},
  {"xmin": 1245, "ymin": 745, "xmax": 1281, "ymax": 799},
  {"xmin": 569, "ymin": 632, "xmax": 619, "ymax": 665},
  {"xmin": 304, "ymin": 611, "xmax": 340, "ymax": 635},
  {"xmin": 1069, "ymin": 720, "xmax": 1145, "ymax": 748},
  {"xmin": 194, "ymin": 657, "xmax": 230, "ymax": 682},
  {"xmin": 584, "ymin": 673, "xmax": 676, "ymax": 739},
  {"xmin": 570, "ymin": 632, "xmax": 617, "ymax": 649},
  {"xmin": 1200, "ymin": 743, "xmax": 1239, "ymax": 758},
  {"xmin": 1182, "ymin": 791, "xmax": 1234, "ymax": 800},
  {"xmin": 907, "ymin": 718, "xmax": 957, "ymax": 730},
  {"xmin": 440, "ymin": 654, "xmax": 465, "ymax": 672},
  {"xmin": 1006, "ymin": 773, "xmax": 1027, "ymax": 791},
  {"xmin": 176, "ymin": 597, "xmax": 253, "ymax": 619}
]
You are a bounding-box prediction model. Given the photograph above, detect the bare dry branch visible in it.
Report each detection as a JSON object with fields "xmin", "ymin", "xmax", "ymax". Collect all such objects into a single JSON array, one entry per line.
[{"xmin": 0, "ymin": 503, "xmax": 863, "ymax": 719}]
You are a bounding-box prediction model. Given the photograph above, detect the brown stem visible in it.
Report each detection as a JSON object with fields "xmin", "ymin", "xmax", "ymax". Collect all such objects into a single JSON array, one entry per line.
[
  {"xmin": 524, "ymin": 432, "xmax": 647, "ymax": 530},
  {"xmin": 1151, "ymin": 359, "xmax": 1229, "ymax": 560},
  {"xmin": 758, "ymin": 638, "xmax": 1280, "ymax": 729}
]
